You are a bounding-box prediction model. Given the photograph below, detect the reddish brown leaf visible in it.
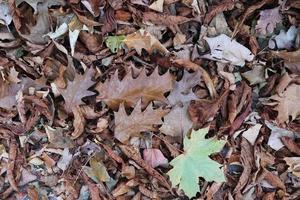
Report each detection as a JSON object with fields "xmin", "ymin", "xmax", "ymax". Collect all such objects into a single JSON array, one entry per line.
[{"xmin": 281, "ymin": 136, "xmax": 300, "ymax": 156}]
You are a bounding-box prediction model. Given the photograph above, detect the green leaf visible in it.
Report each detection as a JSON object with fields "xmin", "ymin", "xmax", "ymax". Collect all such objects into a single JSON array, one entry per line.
[
  {"xmin": 167, "ymin": 128, "xmax": 226, "ymax": 198},
  {"xmin": 105, "ymin": 35, "xmax": 125, "ymax": 53}
]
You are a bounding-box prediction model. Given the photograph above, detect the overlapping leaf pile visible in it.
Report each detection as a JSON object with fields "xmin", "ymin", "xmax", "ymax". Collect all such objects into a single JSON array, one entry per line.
[{"xmin": 0, "ymin": 0, "xmax": 300, "ymax": 199}]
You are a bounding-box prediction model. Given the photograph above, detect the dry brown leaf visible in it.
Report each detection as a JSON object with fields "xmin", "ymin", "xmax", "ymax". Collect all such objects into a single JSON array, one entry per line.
[
  {"xmin": 124, "ymin": 30, "xmax": 169, "ymax": 55},
  {"xmin": 58, "ymin": 67, "xmax": 95, "ymax": 113},
  {"xmin": 143, "ymin": 11, "xmax": 191, "ymax": 27},
  {"xmin": 268, "ymin": 84, "xmax": 300, "ymax": 124},
  {"xmin": 281, "ymin": 137, "xmax": 300, "ymax": 156},
  {"xmin": 160, "ymin": 104, "xmax": 192, "ymax": 137},
  {"xmin": 167, "ymin": 70, "xmax": 201, "ymax": 105},
  {"xmin": 71, "ymin": 106, "xmax": 86, "ymax": 139},
  {"xmin": 204, "ymin": 0, "xmax": 235, "ymax": 24},
  {"xmin": 96, "ymin": 68, "xmax": 174, "ymax": 110},
  {"xmin": 119, "ymin": 144, "xmax": 171, "ymax": 189},
  {"xmin": 114, "ymin": 100, "xmax": 168, "ymax": 143},
  {"xmin": 7, "ymin": 138, "xmax": 18, "ymax": 192},
  {"xmin": 272, "ymin": 49, "xmax": 300, "ymax": 75},
  {"xmin": 45, "ymin": 126, "xmax": 74, "ymax": 149},
  {"xmin": 188, "ymin": 90, "xmax": 229, "ymax": 126}
]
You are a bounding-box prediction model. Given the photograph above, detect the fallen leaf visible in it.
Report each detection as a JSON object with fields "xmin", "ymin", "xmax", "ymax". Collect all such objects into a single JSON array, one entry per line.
[
  {"xmin": 57, "ymin": 148, "xmax": 73, "ymax": 171},
  {"xmin": 269, "ymin": 26, "xmax": 298, "ymax": 50},
  {"xmin": 96, "ymin": 68, "xmax": 174, "ymax": 110},
  {"xmin": 58, "ymin": 67, "xmax": 95, "ymax": 113},
  {"xmin": 160, "ymin": 104, "xmax": 193, "ymax": 138},
  {"xmin": 168, "ymin": 128, "xmax": 226, "ymax": 198},
  {"xmin": 272, "ymin": 49, "xmax": 300, "ymax": 75},
  {"xmin": 242, "ymin": 63, "xmax": 266, "ymax": 85},
  {"xmin": 71, "ymin": 106, "xmax": 86, "ymax": 139},
  {"xmin": 255, "ymin": 7, "xmax": 282, "ymax": 35},
  {"xmin": 123, "ymin": 29, "xmax": 169, "ymax": 55},
  {"xmin": 45, "ymin": 125, "xmax": 74, "ymax": 149},
  {"xmin": 114, "ymin": 100, "xmax": 168, "ymax": 143},
  {"xmin": 83, "ymin": 157, "xmax": 111, "ymax": 183},
  {"xmin": 149, "ymin": 0, "xmax": 164, "ymax": 12},
  {"xmin": 167, "ymin": 70, "xmax": 201, "ymax": 106},
  {"xmin": 265, "ymin": 121, "xmax": 298, "ymax": 151},
  {"xmin": 242, "ymin": 124, "xmax": 262, "ymax": 145},
  {"xmin": 201, "ymin": 34, "xmax": 254, "ymax": 66},
  {"xmin": 143, "ymin": 148, "xmax": 168, "ymax": 168},
  {"xmin": 119, "ymin": 145, "xmax": 171, "ymax": 189},
  {"xmin": 105, "ymin": 35, "xmax": 126, "ymax": 53},
  {"xmin": 188, "ymin": 90, "xmax": 229, "ymax": 126},
  {"xmin": 281, "ymin": 137, "xmax": 300, "ymax": 155},
  {"xmin": 284, "ymin": 157, "xmax": 300, "ymax": 178},
  {"xmin": 0, "ymin": 2, "xmax": 12, "ymax": 25},
  {"xmin": 267, "ymin": 84, "xmax": 300, "ymax": 123}
]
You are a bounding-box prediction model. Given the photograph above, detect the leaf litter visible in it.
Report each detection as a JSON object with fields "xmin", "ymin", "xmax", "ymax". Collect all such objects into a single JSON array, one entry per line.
[{"xmin": 0, "ymin": 0, "xmax": 299, "ymax": 199}]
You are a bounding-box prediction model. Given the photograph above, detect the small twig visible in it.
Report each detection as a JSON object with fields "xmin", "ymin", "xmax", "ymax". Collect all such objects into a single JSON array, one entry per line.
[{"xmin": 72, "ymin": 152, "xmax": 96, "ymax": 186}]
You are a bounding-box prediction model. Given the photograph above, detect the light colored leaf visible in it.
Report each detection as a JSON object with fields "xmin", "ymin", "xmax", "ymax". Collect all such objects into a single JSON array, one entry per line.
[
  {"xmin": 255, "ymin": 7, "xmax": 282, "ymax": 35},
  {"xmin": 57, "ymin": 148, "xmax": 73, "ymax": 171},
  {"xmin": 269, "ymin": 26, "xmax": 298, "ymax": 50},
  {"xmin": 265, "ymin": 121, "xmax": 298, "ymax": 151},
  {"xmin": 284, "ymin": 157, "xmax": 300, "ymax": 178},
  {"xmin": 149, "ymin": 0, "xmax": 164, "ymax": 12},
  {"xmin": 167, "ymin": 128, "xmax": 226, "ymax": 198},
  {"xmin": 143, "ymin": 148, "xmax": 168, "ymax": 168},
  {"xmin": 201, "ymin": 34, "xmax": 254, "ymax": 66},
  {"xmin": 242, "ymin": 63, "xmax": 266, "ymax": 85},
  {"xmin": 242, "ymin": 124, "xmax": 262, "ymax": 145},
  {"xmin": 0, "ymin": 2, "xmax": 12, "ymax": 25}
]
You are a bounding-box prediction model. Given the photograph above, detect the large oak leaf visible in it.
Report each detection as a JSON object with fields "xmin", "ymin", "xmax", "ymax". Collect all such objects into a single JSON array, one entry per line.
[
  {"xmin": 96, "ymin": 68, "xmax": 174, "ymax": 110},
  {"xmin": 114, "ymin": 100, "xmax": 169, "ymax": 143},
  {"xmin": 58, "ymin": 67, "xmax": 95, "ymax": 113}
]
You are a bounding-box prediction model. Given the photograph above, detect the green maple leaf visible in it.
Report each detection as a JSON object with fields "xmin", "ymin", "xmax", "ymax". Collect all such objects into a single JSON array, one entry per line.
[
  {"xmin": 167, "ymin": 128, "xmax": 226, "ymax": 198},
  {"xmin": 105, "ymin": 35, "xmax": 125, "ymax": 53}
]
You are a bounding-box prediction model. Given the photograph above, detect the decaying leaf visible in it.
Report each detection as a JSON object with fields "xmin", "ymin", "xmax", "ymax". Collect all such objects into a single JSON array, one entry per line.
[
  {"xmin": 201, "ymin": 34, "xmax": 254, "ymax": 66},
  {"xmin": 114, "ymin": 100, "xmax": 168, "ymax": 143},
  {"xmin": 168, "ymin": 128, "xmax": 226, "ymax": 198},
  {"xmin": 284, "ymin": 157, "xmax": 300, "ymax": 178},
  {"xmin": 0, "ymin": 2, "xmax": 12, "ymax": 25},
  {"xmin": 255, "ymin": 7, "xmax": 282, "ymax": 35},
  {"xmin": 58, "ymin": 67, "xmax": 95, "ymax": 113},
  {"xmin": 160, "ymin": 104, "xmax": 193, "ymax": 138},
  {"xmin": 123, "ymin": 29, "xmax": 169, "ymax": 55},
  {"xmin": 143, "ymin": 148, "xmax": 168, "ymax": 168},
  {"xmin": 45, "ymin": 126, "xmax": 74, "ymax": 149},
  {"xmin": 242, "ymin": 63, "xmax": 266, "ymax": 85},
  {"xmin": 83, "ymin": 157, "xmax": 111, "ymax": 183},
  {"xmin": 96, "ymin": 68, "xmax": 174, "ymax": 110}
]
